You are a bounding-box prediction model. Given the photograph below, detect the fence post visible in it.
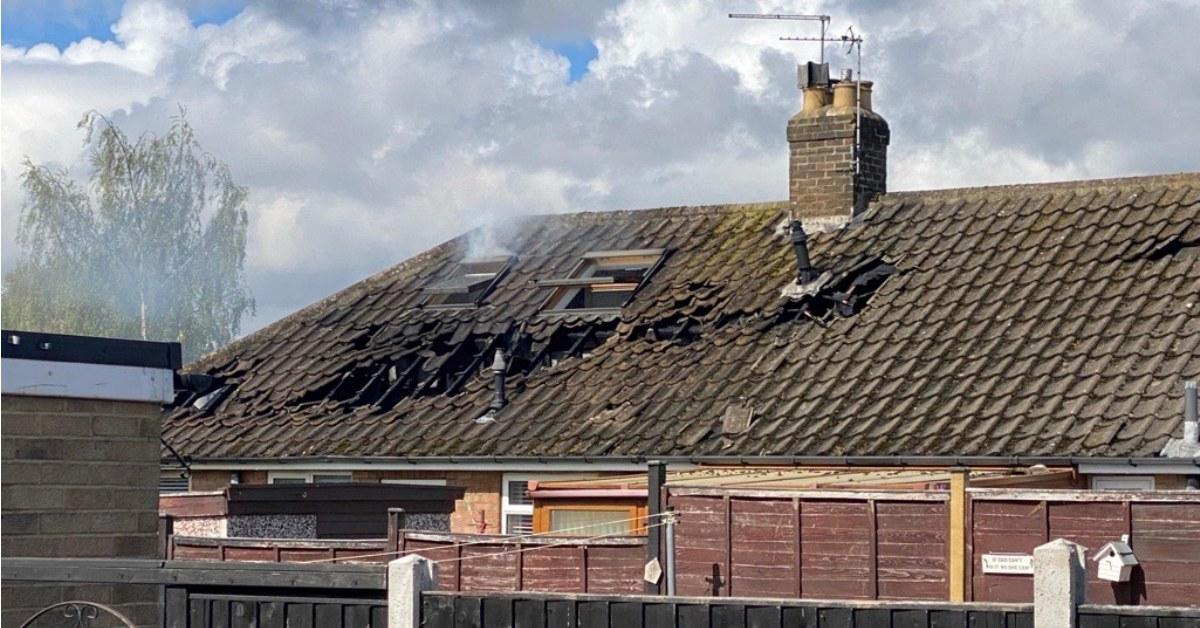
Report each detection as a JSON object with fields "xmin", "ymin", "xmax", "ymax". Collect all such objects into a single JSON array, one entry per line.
[
  {"xmin": 388, "ymin": 508, "xmax": 406, "ymax": 553},
  {"xmin": 948, "ymin": 467, "xmax": 967, "ymax": 602},
  {"xmin": 388, "ymin": 554, "xmax": 437, "ymax": 628},
  {"xmin": 645, "ymin": 460, "xmax": 667, "ymax": 595},
  {"xmin": 1033, "ymin": 539, "xmax": 1087, "ymax": 628}
]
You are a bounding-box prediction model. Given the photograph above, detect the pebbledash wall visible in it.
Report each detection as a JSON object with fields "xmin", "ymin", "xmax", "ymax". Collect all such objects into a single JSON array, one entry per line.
[{"xmin": 1, "ymin": 330, "xmax": 180, "ymax": 628}]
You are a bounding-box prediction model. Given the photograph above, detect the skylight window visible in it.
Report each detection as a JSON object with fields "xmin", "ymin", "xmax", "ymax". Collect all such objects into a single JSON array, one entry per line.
[
  {"xmin": 423, "ymin": 256, "xmax": 514, "ymax": 308},
  {"xmin": 538, "ymin": 248, "xmax": 665, "ymax": 314}
]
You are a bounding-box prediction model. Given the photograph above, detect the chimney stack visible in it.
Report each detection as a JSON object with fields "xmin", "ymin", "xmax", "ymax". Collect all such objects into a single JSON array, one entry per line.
[{"xmin": 788, "ymin": 65, "xmax": 889, "ymax": 219}]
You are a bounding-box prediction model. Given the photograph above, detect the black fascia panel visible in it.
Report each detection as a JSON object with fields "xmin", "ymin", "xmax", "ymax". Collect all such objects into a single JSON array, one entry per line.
[{"xmin": 1, "ymin": 329, "xmax": 183, "ymax": 370}]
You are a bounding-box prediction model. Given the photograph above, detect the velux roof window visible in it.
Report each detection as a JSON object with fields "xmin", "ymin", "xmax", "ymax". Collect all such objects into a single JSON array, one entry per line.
[
  {"xmin": 423, "ymin": 256, "xmax": 514, "ymax": 308},
  {"xmin": 537, "ymin": 248, "xmax": 665, "ymax": 315}
]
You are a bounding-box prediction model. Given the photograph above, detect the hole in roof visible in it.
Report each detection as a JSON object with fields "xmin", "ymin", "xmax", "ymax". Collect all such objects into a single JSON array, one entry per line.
[
  {"xmin": 537, "ymin": 248, "xmax": 666, "ymax": 315},
  {"xmin": 423, "ymin": 255, "xmax": 515, "ymax": 308},
  {"xmin": 1138, "ymin": 236, "xmax": 1199, "ymax": 261}
]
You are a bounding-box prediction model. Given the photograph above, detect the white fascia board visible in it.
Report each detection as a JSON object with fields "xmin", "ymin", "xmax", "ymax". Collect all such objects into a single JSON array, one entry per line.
[
  {"xmin": 1077, "ymin": 461, "xmax": 1200, "ymax": 475},
  {"xmin": 2, "ymin": 357, "xmax": 174, "ymax": 403},
  {"xmin": 188, "ymin": 461, "xmax": 693, "ymax": 473}
]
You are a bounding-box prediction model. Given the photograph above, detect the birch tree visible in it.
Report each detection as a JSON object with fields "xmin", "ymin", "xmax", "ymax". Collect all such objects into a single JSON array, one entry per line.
[{"xmin": 2, "ymin": 110, "xmax": 254, "ymax": 361}]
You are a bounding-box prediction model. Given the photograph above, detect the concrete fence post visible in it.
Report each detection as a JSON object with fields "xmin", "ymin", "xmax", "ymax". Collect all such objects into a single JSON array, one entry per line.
[
  {"xmin": 1034, "ymin": 539, "xmax": 1087, "ymax": 628},
  {"xmin": 388, "ymin": 555, "xmax": 437, "ymax": 628}
]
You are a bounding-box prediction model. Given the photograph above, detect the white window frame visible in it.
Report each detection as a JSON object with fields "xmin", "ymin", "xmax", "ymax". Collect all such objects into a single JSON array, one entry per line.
[
  {"xmin": 501, "ymin": 473, "xmax": 581, "ymax": 534},
  {"xmin": 267, "ymin": 471, "xmax": 353, "ymax": 484},
  {"xmin": 1090, "ymin": 475, "xmax": 1155, "ymax": 491},
  {"xmin": 381, "ymin": 478, "xmax": 447, "ymax": 486}
]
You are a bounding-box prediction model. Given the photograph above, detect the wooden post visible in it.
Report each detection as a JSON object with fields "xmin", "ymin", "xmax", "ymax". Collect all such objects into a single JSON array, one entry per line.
[
  {"xmin": 793, "ymin": 497, "xmax": 802, "ymax": 599},
  {"xmin": 645, "ymin": 461, "xmax": 667, "ymax": 594},
  {"xmin": 949, "ymin": 468, "xmax": 968, "ymax": 602},
  {"xmin": 724, "ymin": 494, "xmax": 732, "ymax": 597},
  {"xmin": 159, "ymin": 515, "xmax": 174, "ymax": 560},
  {"xmin": 867, "ymin": 499, "xmax": 878, "ymax": 600},
  {"xmin": 387, "ymin": 508, "xmax": 405, "ymax": 553}
]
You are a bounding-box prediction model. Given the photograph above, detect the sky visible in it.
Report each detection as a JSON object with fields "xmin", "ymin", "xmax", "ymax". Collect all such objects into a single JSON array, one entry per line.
[{"xmin": 3, "ymin": 0, "xmax": 1199, "ymax": 335}]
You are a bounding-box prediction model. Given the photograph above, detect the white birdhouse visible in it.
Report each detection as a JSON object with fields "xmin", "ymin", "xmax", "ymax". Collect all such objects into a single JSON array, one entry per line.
[{"xmin": 1091, "ymin": 535, "xmax": 1138, "ymax": 583}]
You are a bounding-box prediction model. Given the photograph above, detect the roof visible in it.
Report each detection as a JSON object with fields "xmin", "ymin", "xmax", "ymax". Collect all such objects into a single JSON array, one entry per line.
[{"xmin": 164, "ymin": 172, "xmax": 1200, "ymax": 461}]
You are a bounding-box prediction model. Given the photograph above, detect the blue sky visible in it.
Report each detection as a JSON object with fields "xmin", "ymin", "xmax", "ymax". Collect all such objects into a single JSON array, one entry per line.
[
  {"xmin": 1, "ymin": 0, "xmax": 245, "ymax": 48},
  {"xmin": 2, "ymin": 0, "xmax": 599, "ymax": 83}
]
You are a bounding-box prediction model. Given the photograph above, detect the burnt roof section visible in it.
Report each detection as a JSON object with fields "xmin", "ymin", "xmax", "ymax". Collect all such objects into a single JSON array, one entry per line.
[{"xmin": 164, "ymin": 173, "xmax": 1200, "ymax": 460}]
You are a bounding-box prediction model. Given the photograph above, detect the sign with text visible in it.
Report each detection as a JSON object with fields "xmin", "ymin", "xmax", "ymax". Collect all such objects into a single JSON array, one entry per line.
[{"xmin": 981, "ymin": 553, "xmax": 1034, "ymax": 575}]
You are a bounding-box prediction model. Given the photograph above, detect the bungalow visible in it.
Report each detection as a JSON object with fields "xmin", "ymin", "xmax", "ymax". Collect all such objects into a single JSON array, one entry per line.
[{"xmin": 163, "ymin": 68, "xmax": 1200, "ymax": 536}]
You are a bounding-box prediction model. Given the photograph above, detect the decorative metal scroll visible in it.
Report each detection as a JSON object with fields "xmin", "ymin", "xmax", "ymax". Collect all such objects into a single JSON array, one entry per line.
[{"xmin": 19, "ymin": 601, "xmax": 136, "ymax": 628}]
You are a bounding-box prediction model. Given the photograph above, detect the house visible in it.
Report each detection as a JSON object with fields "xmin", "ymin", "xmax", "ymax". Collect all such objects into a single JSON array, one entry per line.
[{"xmin": 163, "ymin": 70, "xmax": 1200, "ymax": 536}]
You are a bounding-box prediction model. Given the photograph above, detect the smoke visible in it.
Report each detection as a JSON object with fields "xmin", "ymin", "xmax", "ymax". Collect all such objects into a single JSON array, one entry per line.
[{"xmin": 465, "ymin": 213, "xmax": 520, "ymax": 260}]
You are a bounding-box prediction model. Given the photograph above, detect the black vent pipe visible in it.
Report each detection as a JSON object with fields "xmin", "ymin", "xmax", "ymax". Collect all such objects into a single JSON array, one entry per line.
[{"xmin": 790, "ymin": 220, "xmax": 820, "ymax": 283}]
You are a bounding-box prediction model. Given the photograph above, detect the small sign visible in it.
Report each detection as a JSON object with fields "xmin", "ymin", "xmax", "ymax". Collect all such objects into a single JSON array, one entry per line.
[
  {"xmin": 643, "ymin": 558, "xmax": 663, "ymax": 584},
  {"xmin": 981, "ymin": 553, "xmax": 1034, "ymax": 575}
]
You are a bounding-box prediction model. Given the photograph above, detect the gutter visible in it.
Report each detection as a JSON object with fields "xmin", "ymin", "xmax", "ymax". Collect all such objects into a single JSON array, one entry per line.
[{"xmin": 175, "ymin": 454, "xmax": 1200, "ymax": 473}]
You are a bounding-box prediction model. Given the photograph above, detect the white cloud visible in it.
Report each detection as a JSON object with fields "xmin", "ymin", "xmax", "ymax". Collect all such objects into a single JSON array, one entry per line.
[{"xmin": 3, "ymin": 0, "xmax": 1198, "ymax": 336}]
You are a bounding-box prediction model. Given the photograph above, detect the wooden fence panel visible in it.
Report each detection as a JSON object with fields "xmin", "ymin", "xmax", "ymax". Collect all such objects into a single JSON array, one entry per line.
[
  {"xmin": 876, "ymin": 502, "xmax": 947, "ymax": 601},
  {"xmin": 970, "ymin": 500, "xmax": 1044, "ymax": 602},
  {"xmin": 671, "ymin": 494, "xmax": 730, "ymax": 597},
  {"xmin": 730, "ymin": 497, "xmax": 797, "ymax": 599},
  {"xmin": 969, "ymin": 492, "xmax": 1200, "ymax": 607},
  {"xmin": 800, "ymin": 500, "xmax": 872, "ymax": 600},
  {"xmin": 1047, "ymin": 501, "xmax": 1126, "ymax": 604},
  {"xmin": 1130, "ymin": 501, "xmax": 1200, "ymax": 606}
]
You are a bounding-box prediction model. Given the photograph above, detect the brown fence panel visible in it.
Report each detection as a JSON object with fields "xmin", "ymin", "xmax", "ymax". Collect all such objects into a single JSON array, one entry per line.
[
  {"xmin": 803, "ymin": 499, "xmax": 875, "ymax": 600},
  {"xmin": 1130, "ymin": 501, "xmax": 1200, "ymax": 605},
  {"xmin": 876, "ymin": 501, "xmax": 948, "ymax": 600},
  {"xmin": 585, "ymin": 545, "xmax": 644, "ymax": 594},
  {"xmin": 667, "ymin": 488, "xmax": 949, "ymax": 602},
  {"xmin": 729, "ymin": 496, "xmax": 796, "ymax": 599},
  {"xmin": 398, "ymin": 531, "xmax": 645, "ymax": 594},
  {"xmin": 670, "ymin": 494, "xmax": 730, "ymax": 596},
  {"xmin": 968, "ymin": 490, "xmax": 1200, "ymax": 607}
]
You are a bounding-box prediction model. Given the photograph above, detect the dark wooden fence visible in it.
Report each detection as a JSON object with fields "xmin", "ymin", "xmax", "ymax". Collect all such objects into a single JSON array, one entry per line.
[
  {"xmin": 665, "ymin": 488, "xmax": 949, "ymax": 601},
  {"xmin": 967, "ymin": 490, "xmax": 1200, "ymax": 606},
  {"xmin": 422, "ymin": 591, "xmax": 1037, "ymax": 628},
  {"xmin": 2, "ymin": 558, "xmax": 387, "ymax": 628}
]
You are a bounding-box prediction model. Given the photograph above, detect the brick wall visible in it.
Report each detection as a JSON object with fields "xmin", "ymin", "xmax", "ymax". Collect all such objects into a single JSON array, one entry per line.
[
  {"xmin": 787, "ymin": 108, "xmax": 889, "ymax": 218},
  {"xmin": 2, "ymin": 394, "xmax": 163, "ymax": 627}
]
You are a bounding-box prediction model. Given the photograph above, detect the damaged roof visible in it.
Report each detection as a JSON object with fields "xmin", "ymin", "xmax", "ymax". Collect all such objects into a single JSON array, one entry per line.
[{"xmin": 164, "ymin": 173, "xmax": 1200, "ymax": 460}]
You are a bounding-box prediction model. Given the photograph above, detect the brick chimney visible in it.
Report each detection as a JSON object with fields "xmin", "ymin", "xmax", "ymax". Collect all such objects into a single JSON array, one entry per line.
[{"xmin": 787, "ymin": 70, "xmax": 889, "ymax": 219}]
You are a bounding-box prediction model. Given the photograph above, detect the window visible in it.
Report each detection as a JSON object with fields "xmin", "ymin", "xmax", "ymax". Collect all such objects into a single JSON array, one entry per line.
[
  {"xmin": 380, "ymin": 478, "xmax": 448, "ymax": 486},
  {"xmin": 503, "ymin": 478, "xmax": 534, "ymax": 535},
  {"xmin": 423, "ymin": 256, "xmax": 514, "ymax": 308},
  {"xmin": 548, "ymin": 508, "xmax": 632, "ymax": 536},
  {"xmin": 1090, "ymin": 475, "xmax": 1155, "ymax": 491},
  {"xmin": 501, "ymin": 473, "xmax": 580, "ymax": 535},
  {"xmin": 268, "ymin": 471, "xmax": 353, "ymax": 484},
  {"xmin": 538, "ymin": 249, "xmax": 664, "ymax": 314}
]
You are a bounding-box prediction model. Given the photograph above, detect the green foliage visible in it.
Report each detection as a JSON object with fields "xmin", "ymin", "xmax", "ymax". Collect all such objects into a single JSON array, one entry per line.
[{"xmin": 2, "ymin": 110, "xmax": 254, "ymax": 361}]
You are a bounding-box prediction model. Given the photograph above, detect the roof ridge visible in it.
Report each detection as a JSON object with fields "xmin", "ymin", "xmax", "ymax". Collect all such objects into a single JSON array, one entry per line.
[
  {"xmin": 527, "ymin": 200, "xmax": 788, "ymax": 223},
  {"xmin": 882, "ymin": 171, "xmax": 1199, "ymax": 202}
]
